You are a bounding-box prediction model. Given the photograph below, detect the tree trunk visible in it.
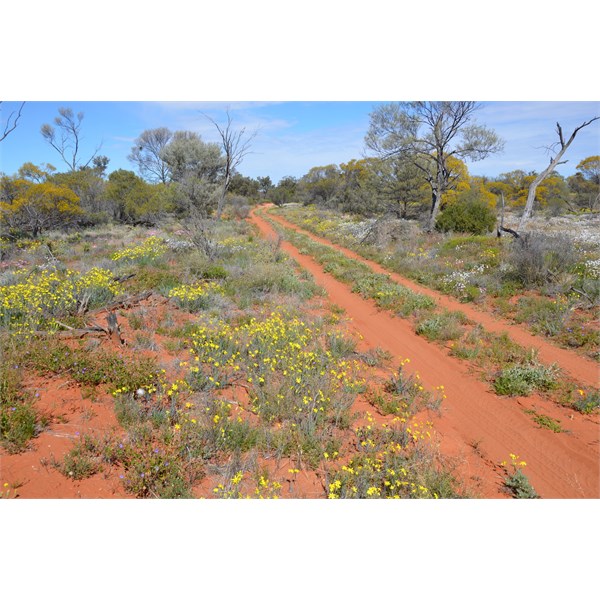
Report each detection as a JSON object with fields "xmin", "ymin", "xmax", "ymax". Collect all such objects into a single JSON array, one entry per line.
[
  {"xmin": 519, "ymin": 117, "xmax": 600, "ymax": 230},
  {"xmin": 216, "ymin": 173, "xmax": 230, "ymax": 220},
  {"xmin": 426, "ymin": 164, "xmax": 445, "ymax": 232}
]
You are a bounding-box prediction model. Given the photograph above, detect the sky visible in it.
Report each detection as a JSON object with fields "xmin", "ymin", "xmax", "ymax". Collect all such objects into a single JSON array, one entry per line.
[{"xmin": 1, "ymin": 100, "xmax": 599, "ymax": 184}]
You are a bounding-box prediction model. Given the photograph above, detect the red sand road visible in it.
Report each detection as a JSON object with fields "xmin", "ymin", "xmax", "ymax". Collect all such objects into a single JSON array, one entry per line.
[
  {"xmin": 250, "ymin": 207, "xmax": 600, "ymax": 499},
  {"xmin": 265, "ymin": 208, "xmax": 599, "ymax": 388}
]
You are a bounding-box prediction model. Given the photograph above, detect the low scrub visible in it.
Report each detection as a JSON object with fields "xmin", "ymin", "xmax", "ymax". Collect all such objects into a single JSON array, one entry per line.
[{"xmin": 493, "ymin": 363, "xmax": 559, "ymax": 396}]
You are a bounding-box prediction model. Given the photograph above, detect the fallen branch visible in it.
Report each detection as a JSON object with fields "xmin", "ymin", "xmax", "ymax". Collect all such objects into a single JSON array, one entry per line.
[
  {"xmin": 569, "ymin": 286, "xmax": 595, "ymax": 305},
  {"xmin": 113, "ymin": 273, "xmax": 136, "ymax": 283},
  {"xmin": 88, "ymin": 291, "xmax": 153, "ymax": 315},
  {"xmin": 497, "ymin": 226, "xmax": 520, "ymax": 239},
  {"xmin": 25, "ymin": 326, "xmax": 107, "ymax": 339}
]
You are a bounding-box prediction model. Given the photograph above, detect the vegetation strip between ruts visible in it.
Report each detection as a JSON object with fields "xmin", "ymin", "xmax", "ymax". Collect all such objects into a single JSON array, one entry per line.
[{"xmin": 263, "ymin": 207, "xmax": 599, "ymax": 395}]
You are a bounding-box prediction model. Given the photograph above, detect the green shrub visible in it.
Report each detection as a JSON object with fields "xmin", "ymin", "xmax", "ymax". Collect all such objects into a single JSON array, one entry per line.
[
  {"xmin": 0, "ymin": 401, "xmax": 38, "ymax": 453},
  {"xmin": 415, "ymin": 311, "xmax": 467, "ymax": 341},
  {"xmin": 202, "ymin": 264, "xmax": 228, "ymax": 280},
  {"xmin": 493, "ymin": 363, "xmax": 558, "ymax": 396},
  {"xmin": 573, "ymin": 390, "xmax": 600, "ymax": 414},
  {"xmin": 435, "ymin": 199, "xmax": 496, "ymax": 235},
  {"xmin": 0, "ymin": 353, "xmax": 43, "ymax": 453},
  {"xmin": 60, "ymin": 436, "xmax": 103, "ymax": 479},
  {"xmin": 514, "ymin": 296, "xmax": 572, "ymax": 337},
  {"xmin": 504, "ymin": 469, "xmax": 539, "ymax": 498}
]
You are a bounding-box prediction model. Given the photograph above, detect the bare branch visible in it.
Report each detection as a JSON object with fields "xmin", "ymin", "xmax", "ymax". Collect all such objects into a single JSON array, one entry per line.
[
  {"xmin": 556, "ymin": 122, "xmax": 565, "ymax": 148},
  {"xmin": 1, "ymin": 101, "xmax": 25, "ymax": 142}
]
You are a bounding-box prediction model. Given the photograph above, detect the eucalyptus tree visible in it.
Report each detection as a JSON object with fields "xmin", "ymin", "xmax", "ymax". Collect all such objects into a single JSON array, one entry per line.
[
  {"xmin": 128, "ymin": 127, "xmax": 172, "ymax": 183},
  {"xmin": 161, "ymin": 130, "xmax": 224, "ymax": 183},
  {"xmin": 40, "ymin": 107, "xmax": 101, "ymax": 172},
  {"xmin": 365, "ymin": 101, "xmax": 504, "ymax": 231}
]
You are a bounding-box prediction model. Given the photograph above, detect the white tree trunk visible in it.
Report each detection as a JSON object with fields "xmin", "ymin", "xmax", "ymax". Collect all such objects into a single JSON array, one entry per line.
[{"xmin": 519, "ymin": 117, "xmax": 599, "ymax": 230}]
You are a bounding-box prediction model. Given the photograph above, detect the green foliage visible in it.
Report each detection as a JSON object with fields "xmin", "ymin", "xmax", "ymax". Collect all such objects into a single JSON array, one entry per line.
[
  {"xmin": 416, "ymin": 311, "xmax": 467, "ymax": 341},
  {"xmin": 513, "ymin": 296, "xmax": 572, "ymax": 337},
  {"xmin": 24, "ymin": 339, "xmax": 159, "ymax": 391},
  {"xmin": 504, "ymin": 469, "xmax": 539, "ymax": 499},
  {"xmin": 201, "ymin": 264, "xmax": 228, "ymax": 280},
  {"xmin": 0, "ymin": 351, "xmax": 42, "ymax": 453},
  {"xmin": 573, "ymin": 390, "xmax": 600, "ymax": 414},
  {"xmin": 493, "ymin": 363, "xmax": 558, "ymax": 396},
  {"xmin": 105, "ymin": 170, "xmax": 173, "ymax": 224},
  {"xmin": 1, "ymin": 400, "xmax": 39, "ymax": 453},
  {"xmin": 435, "ymin": 198, "xmax": 496, "ymax": 234},
  {"xmin": 59, "ymin": 436, "xmax": 103, "ymax": 479}
]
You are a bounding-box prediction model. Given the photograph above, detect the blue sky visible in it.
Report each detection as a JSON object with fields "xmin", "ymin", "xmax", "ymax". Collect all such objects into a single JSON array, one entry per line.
[{"xmin": 1, "ymin": 101, "xmax": 598, "ymax": 184}]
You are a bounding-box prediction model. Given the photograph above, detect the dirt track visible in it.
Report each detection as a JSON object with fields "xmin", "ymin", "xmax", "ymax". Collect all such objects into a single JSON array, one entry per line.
[
  {"xmin": 250, "ymin": 206, "xmax": 600, "ymax": 499},
  {"xmin": 264, "ymin": 209, "xmax": 599, "ymax": 388}
]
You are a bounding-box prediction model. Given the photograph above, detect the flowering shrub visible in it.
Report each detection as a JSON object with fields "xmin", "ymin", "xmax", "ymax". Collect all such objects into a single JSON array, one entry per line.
[
  {"xmin": 187, "ymin": 311, "xmax": 365, "ymax": 433},
  {"xmin": 0, "ymin": 267, "xmax": 122, "ymax": 333},
  {"xmin": 167, "ymin": 281, "xmax": 224, "ymax": 311},
  {"xmin": 326, "ymin": 414, "xmax": 454, "ymax": 499},
  {"xmin": 111, "ymin": 236, "xmax": 167, "ymax": 262}
]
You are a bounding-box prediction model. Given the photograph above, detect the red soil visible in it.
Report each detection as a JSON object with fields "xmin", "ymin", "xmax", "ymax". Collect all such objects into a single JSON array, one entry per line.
[
  {"xmin": 0, "ymin": 296, "xmax": 193, "ymax": 499},
  {"xmin": 249, "ymin": 206, "xmax": 600, "ymax": 499},
  {"xmin": 0, "ymin": 374, "xmax": 134, "ymax": 499},
  {"xmin": 265, "ymin": 208, "xmax": 599, "ymax": 388}
]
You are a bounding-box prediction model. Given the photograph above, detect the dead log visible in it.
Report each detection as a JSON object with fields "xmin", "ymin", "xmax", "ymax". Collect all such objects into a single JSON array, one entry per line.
[
  {"xmin": 25, "ymin": 325, "xmax": 107, "ymax": 339},
  {"xmin": 89, "ymin": 291, "xmax": 153, "ymax": 315}
]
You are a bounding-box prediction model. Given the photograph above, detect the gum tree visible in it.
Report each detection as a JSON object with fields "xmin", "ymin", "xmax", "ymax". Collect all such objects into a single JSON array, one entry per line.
[
  {"xmin": 40, "ymin": 107, "xmax": 101, "ymax": 172},
  {"xmin": 128, "ymin": 127, "xmax": 172, "ymax": 183},
  {"xmin": 365, "ymin": 102, "xmax": 504, "ymax": 232}
]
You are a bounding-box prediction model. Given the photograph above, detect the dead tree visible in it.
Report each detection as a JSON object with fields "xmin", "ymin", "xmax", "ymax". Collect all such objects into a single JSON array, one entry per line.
[
  {"xmin": 497, "ymin": 191, "xmax": 520, "ymax": 238},
  {"xmin": 203, "ymin": 109, "xmax": 257, "ymax": 219},
  {"xmin": 519, "ymin": 116, "xmax": 600, "ymax": 230},
  {"xmin": 106, "ymin": 311, "xmax": 124, "ymax": 345}
]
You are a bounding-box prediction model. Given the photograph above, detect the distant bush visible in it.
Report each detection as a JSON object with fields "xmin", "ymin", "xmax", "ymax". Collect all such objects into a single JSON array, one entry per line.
[
  {"xmin": 435, "ymin": 199, "xmax": 496, "ymax": 235},
  {"xmin": 506, "ymin": 233, "xmax": 578, "ymax": 287}
]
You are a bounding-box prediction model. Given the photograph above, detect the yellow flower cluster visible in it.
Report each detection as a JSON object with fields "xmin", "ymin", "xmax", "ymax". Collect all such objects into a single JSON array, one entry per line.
[
  {"xmin": 327, "ymin": 414, "xmax": 438, "ymax": 499},
  {"xmin": 188, "ymin": 311, "xmax": 365, "ymax": 423},
  {"xmin": 0, "ymin": 267, "xmax": 121, "ymax": 333},
  {"xmin": 212, "ymin": 471, "xmax": 282, "ymax": 499},
  {"xmin": 168, "ymin": 281, "xmax": 224, "ymax": 303},
  {"xmin": 111, "ymin": 236, "xmax": 166, "ymax": 262},
  {"xmin": 501, "ymin": 452, "xmax": 527, "ymax": 469}
]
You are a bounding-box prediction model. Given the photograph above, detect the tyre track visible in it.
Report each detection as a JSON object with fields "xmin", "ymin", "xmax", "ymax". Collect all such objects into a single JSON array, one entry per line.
[
  {"xmin": 250, "ymin": 207, "xmax": 600, "ymax": 499},
  {"xmin": 266, "ymin": 207, "xmax": 599, "ymax": 387}
]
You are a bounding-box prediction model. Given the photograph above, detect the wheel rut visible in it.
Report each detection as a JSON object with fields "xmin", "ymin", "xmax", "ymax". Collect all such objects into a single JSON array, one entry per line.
[
  {"xmin": 249, "ymin": 206, "xmax": 600, "ymax": 499},
  {"xmin": 265, "ymin": 208, "xmax": 599, "ymax": 387}
]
